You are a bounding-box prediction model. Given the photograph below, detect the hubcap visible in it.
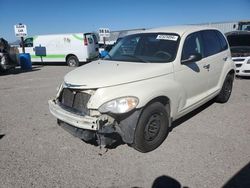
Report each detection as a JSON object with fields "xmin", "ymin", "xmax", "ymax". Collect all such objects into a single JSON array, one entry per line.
[
  {"xmin": 144, "ymin": 113, "xmax": 162, "ymax": 141},
  {"xmin": 68, "ymin": 59, "xmax": 76, "ymax": 66}
]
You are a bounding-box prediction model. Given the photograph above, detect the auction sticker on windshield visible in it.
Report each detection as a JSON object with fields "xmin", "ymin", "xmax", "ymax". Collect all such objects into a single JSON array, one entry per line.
[{"xmin": 156, "ymin": 35, "xmax": 178, "ymax": 41}]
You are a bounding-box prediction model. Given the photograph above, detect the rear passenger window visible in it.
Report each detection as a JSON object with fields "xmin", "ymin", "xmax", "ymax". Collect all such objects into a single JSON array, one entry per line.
[
  {"xmin": 182, "ymin": 32, "xmax": 203, "ymax": 60},
  {"xmin": 202, "ymin": 30, "xmax": 222, "ymax": 57},
  {"xmin": 215, "ymin": 30, "xmax": 228, "ymax": 51},
  {"xmin": 92, "ymin": 34, "xmax": 98, "ymax": 44},
  {"xmin": 88, "ymin": 37, "xmax": 93, "ymax": 44}
]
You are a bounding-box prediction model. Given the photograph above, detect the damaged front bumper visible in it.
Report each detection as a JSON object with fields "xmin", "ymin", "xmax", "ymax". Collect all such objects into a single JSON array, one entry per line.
[
  {"xmin": 49, "ymin": 99, "xmax": 100, "ymax": 130},
  {"xmin": 48, "ymin": 99, "xmax": 141, "ymax": 146}
]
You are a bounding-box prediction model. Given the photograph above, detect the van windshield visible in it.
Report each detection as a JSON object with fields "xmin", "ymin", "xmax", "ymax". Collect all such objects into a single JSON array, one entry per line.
[{"xmin": 104, "ymin": 33, "xmax": 180, "ymax": 63}]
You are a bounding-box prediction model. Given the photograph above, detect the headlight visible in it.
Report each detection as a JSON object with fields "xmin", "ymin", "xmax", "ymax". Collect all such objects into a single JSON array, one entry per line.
[
  {"xmin": 247, "ymin": 59, "xmax": 250, "ymax": 64},
  {"xmin": 99, "ymin": 97, "xmax": 139, "ymax": 114}
]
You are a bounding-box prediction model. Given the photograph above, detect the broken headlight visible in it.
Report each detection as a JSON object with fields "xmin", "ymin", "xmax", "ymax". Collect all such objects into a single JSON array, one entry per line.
[{"xmin": 99, "ymin": 97, "xmax": 139, "ymax": 114}]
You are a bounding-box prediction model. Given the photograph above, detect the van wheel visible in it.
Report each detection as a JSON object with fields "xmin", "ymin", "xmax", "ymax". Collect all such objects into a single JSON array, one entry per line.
[
  {"xmin": 215, "ymin": 73, "xmax": 234, "ymax": 103},
  {"xmin": 66, "ymin": 56, "xmax": 79, "ymax": 67},
  {"xmin": 132, "ymin": 102, "xmax": 170, "ymax": 153}
]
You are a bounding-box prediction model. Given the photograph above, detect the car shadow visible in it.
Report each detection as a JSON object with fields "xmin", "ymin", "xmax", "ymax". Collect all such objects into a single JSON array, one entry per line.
[
  {"xmin": 222, "ymin": 162, "xmax": 250, "ymax": 188},
  {"xmin": 151, "ymin": 175, "xmax": 189, "ymax": 188},
  {"xmin": 236, "ymin": 75, "xmax": 250, "ymax": 80},
  {"xmin": 0, "ymin": 134, "xmax": 5, "ymax": 140},
  {"xmin": 170, "ymin": 99, "xmax": 215, "ymax": 131},
  {"xmin": 149, "ymin": 161, "xmax": 250, "ymax": 188},
  {"xmin": 32, "ymin": 62, "xmax": 65, "ymax": 66},
  {"xmin": 0, "ymin": 65, "xmax": 42, "ymax": 76},
  {"xmin": 184, "ymin": 62, "xmax": 200, "ymax": 73},
  {"xmin": 32, "ymin": 62, "xmax": 87, "ymax": 66},
  {"xmin": 83, "ymin": 133, "xmax": 125, "ymax": 150}
]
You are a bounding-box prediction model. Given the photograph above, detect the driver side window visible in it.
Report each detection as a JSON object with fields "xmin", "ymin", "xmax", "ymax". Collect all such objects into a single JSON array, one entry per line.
[
  {"xmin": 182, "ymin": 32, "xmax": 203, "ymax": 60},
  {"xmin": 119, "ymin": 37, "xmax": 139, "ymax": 55}
]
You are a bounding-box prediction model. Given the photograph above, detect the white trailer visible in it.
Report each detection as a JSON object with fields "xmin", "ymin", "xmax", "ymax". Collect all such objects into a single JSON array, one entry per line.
[
  {"xmin": 19, "ymin": 33, "xmax": 99, "ymax": 66},
  {"xmin": 195, "ymin": 20, "xmax": 250, "ymax": 33}
]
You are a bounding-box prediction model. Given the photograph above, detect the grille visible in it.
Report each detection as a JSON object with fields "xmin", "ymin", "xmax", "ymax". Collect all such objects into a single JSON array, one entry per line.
[
  {"xmin": 243, "ymin": 70, "xmax": 250, "ymax": 73},
  {"xmin": 59, "ymin": 88, "xmax": 91, "ymax": 115},
  {"xmin": 235, "ymin": 64, "xmax": 243, "ymax": 68},
  {"xmin": 233, "ymin": 58, "xmax": 245, "ymax": 62}
]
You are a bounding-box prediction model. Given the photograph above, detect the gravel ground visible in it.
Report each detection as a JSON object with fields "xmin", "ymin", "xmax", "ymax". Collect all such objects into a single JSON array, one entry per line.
[{"xmin": 0, "ymin": 65, "xmax": 249, "ymax": 188}]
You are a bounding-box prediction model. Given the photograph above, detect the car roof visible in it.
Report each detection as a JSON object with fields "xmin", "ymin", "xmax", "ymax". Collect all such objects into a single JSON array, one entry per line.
[{"xmin": 143, "ymin": 25, "xmax": 217, "ymax": 36}]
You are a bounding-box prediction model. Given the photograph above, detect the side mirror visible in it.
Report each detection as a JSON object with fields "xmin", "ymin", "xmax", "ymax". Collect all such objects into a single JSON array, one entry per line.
[{"xmin": 181, "ymin": 53, "xmax": 202, "ymax": 64}]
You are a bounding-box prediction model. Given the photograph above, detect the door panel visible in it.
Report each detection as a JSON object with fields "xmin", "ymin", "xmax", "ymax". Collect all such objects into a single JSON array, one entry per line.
[
  {"xmin": 204, "ymin": 52, "xmax": 225, "ymax": 95},
  {"xmin": 175, "ymin": 59, "xmax": 209, "ymax": 111},
  {"xmin": 85, "ymin": 34, "xmax": 99, "ymax": 58},
  {"xmin": 201, "ymin": 30, "xmax": 227, "ymax": 95},
  {"xmin": 174, "ymin": 31, "xmax": 209, "ymax": 112}
]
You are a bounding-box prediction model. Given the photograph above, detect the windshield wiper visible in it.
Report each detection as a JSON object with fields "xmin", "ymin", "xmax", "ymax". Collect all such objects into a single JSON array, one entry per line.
[{"xmin": 121, "ymin": 54, "xmax": 150, "ymax": 63}]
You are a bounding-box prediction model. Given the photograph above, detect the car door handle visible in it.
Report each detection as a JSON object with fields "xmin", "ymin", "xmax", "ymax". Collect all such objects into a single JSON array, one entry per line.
[
  {"xmin": 203, "ymin": 64, "xmax": 210, "ymax": 69},
  {"xmin": 223, "ymin": 57, "xmax": 228, "ymax": 61}
]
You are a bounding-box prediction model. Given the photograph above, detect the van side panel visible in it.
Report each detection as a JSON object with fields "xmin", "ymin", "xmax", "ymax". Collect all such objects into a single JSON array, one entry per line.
[{"xmin": 19, "ymin": 33, "xmax": 97, "ymax": 63}]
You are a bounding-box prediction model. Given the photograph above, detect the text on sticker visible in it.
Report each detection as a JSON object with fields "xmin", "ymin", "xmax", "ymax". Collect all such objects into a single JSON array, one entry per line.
[{"xmin": 156, "ymin": 35, "xmax": 178, "ymax": 41}]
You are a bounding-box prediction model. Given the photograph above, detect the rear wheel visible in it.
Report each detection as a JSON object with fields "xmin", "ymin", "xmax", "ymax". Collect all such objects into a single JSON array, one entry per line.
[
  {"xmin": 132, "ymin": 102, "xmax": 170, "ymax": 153},
  {"xmin": 215, "ymin": 73, "xmax": 234, "ymax": 103},
  {"xmin": 66, "ymin": 56, "xmax": 79, "ymax": 67}
]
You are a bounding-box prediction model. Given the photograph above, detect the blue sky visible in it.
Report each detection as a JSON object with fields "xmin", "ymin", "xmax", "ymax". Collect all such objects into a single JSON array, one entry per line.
[{"xmin": 0, "ymin": 0, "xmax": 249, "ymax": 42}]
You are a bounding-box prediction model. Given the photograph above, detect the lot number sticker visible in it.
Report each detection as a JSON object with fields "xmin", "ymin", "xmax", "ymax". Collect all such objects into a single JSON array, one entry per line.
[{"xmin": 156, "ymin": 35, "xmax": 178, "ymax": 41}]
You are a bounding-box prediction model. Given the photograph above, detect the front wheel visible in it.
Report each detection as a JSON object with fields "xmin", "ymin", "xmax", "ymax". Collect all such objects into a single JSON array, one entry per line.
[
  {"xmin": 132, "ymin": 102, "xmax": 170, "ymax": 153},
  {"xmin": 215, "ymin": 73, "xmax": 234, "ymax": 103},
  {"xmin": 66, "ymin": 56, "xmax": 79, "ymax": 67}
]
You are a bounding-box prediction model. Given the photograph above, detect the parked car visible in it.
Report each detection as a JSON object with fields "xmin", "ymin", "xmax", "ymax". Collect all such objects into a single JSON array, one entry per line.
[
  {"xmin": 0, "ymin": 38, "xmax": 19, "ymax": 73},
  {"xmin": 226, "ymin": 31, "xmax": 250, "ymax": 77},
  {"xmin": 19, "ymin": 33, "xmax": 99, "ymax": 67},
  {"xmin": 49, "ymin": 26, "xmax": 235, "ymax": 152}
]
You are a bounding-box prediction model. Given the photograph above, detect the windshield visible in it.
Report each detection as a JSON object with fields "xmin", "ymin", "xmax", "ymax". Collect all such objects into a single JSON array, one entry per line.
[
  {"xmin": 104, "ymin": 33, "xmax": 180, "ymax": 63},
  {"xmin": 241, "ymin": 24, "xmax": 250, "ymax": 31}
]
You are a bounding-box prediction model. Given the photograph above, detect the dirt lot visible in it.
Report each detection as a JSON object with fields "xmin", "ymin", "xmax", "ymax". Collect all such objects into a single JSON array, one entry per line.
[{"xmin": 0, "ymin": 65, "xmax": 249, "ymax": 188}]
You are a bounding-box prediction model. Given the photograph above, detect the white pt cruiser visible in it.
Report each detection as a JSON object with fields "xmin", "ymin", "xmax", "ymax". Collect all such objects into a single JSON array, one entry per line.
[{"xmin": 49, "ymin": 26, "xmax": 235, "ymax": 153}]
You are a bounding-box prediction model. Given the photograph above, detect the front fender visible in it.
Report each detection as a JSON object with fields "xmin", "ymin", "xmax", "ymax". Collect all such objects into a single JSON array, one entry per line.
[{"xmin": 88, "ymin": 74, "xmax": 184, "ymax": 119}]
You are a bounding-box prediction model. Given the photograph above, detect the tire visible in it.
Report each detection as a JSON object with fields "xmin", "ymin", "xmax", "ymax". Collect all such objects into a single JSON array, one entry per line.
[
  {"xmin": 66, "ymin": 56, "xmax": 79, "ymax": 67},
  {"xmin": 132, "ymin": 102, "xmax": 170, "ymax": 153},
  {"xmin": 215, "ymin": 73, "xmax": 234, "ymax": 103}
]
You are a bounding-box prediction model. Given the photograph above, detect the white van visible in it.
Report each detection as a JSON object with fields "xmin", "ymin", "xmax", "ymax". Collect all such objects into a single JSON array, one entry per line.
[{"xmin": 19, "ymin": 33, "xmax": 99, "ymax": 66}]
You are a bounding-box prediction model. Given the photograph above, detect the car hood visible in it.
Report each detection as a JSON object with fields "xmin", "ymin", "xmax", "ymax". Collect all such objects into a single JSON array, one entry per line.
[{"xmin": 64, "ymin": 60, "xmax": 173, "ymax": 88}]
